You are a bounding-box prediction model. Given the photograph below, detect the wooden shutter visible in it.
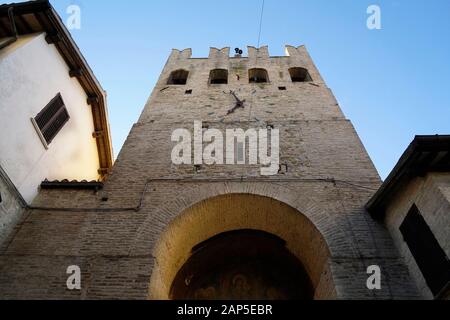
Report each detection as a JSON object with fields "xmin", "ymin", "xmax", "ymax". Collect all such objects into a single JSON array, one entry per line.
[
  {"xmin": 34, "ymin": 94, "xmax": 70, "ymax": 144},
  {"xmin": 400, "ymin": 205, "xmax": 450, "ymax": 296}
]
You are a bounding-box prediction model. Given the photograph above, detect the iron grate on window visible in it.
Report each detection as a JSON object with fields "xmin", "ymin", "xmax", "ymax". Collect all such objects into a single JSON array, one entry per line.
[
  {"xmin": 34, "ymin": 94, "xmax": 70, "ymax": 145},
  {"xmin": 400, "ymin": 204, "xmax": 450, "ymax": 297}
]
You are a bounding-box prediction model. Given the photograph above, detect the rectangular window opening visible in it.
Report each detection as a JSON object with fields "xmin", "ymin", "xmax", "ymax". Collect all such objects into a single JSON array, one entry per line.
[{"xmin": 400, "ymin": 204, "xmax": 450, "ymax": 297}]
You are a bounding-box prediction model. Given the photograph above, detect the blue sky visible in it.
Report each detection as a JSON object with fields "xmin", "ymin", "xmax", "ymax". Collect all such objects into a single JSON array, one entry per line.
[{"xmin": 48, "ymin": 0, "xmax": 450, "ymax": 179}]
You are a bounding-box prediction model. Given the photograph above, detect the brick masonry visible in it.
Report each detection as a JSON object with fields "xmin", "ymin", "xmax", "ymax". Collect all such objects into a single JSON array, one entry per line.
[
  {"xmin": 384, "ymin": 173, "xmax": 450, "ymax": 299},
  {"xmin": 0, "ymin": 45, "xmax": 422, "ymax": 300}
]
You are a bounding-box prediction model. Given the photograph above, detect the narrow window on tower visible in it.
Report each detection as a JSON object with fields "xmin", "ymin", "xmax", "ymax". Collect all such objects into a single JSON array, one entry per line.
[
  {"xmin": 167, "ymin": 69, "xmax": 189, "ymax": 85},
  {"xmin": 209, "ymin": 69, "xmax": 228, "ymax": 84},
  {"xmin": 249, "ymin": 68, "xmax": 269, "ymax": 83},
  {"xmin": 32, "ymin": 93, "xmax": 70, "ymax": 147},
  {"xmin": 400, "ymin": 204, "xmax": 450, "ymax": 297},
  {"xmin": 289, "ymin": 67, "xmax": 312, "ymax": 82}
]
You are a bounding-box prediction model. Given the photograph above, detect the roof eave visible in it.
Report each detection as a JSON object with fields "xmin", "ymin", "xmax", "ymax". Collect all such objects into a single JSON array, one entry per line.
[
  {"xmin": 0, "ymin": 0, "xmax": 114, "ymax": 177},
  {"xmin": 366, "ymin": 135, "xmax": 450, "ymax": 219}
]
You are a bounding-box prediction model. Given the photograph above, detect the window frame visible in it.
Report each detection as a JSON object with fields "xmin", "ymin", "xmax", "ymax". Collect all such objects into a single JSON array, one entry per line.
[
  {"xmin": 400, "ymin": 204, "xmax": 450, "ymax": 297},
  {"xmin": 31, "ymin": 93, "xmax": 70, "ymax": 149}
]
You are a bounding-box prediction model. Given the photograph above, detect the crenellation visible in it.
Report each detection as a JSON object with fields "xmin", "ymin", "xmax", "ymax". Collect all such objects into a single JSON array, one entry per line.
[
  {"xmin": 208, "ymin": 47, "xmax": 230, "ymax": 61},
  {"xmin": 168, "ymin": 48, "xmax": 192, "ymax": 63},
  {"xmin": 247, "ymin": 45, "xmax": 270, "ymax": 65}
]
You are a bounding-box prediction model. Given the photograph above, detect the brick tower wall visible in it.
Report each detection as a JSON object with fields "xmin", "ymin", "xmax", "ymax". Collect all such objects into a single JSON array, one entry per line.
[{"xmin": 0, "ymin": 45, "xmax": 421, "ymax": 300}]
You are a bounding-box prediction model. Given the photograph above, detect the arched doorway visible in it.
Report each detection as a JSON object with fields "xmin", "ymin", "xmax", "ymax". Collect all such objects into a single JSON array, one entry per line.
[
  {"xmin": 147, "ymin": 194, "xmax": 336, "ymax": 300},
  {"xmin": 170, "ymin": 230, "xmax": 313, "ymax": 300}
]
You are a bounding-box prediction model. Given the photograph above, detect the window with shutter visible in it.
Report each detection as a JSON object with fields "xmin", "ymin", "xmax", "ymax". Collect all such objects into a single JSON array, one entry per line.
[
  {"xmin": 400, "ymin": 204, "xmax": 450, "ymax": 297},
  {"xmin": 33, "ymin": 94, "xmax": 70, "ymax": 145}
]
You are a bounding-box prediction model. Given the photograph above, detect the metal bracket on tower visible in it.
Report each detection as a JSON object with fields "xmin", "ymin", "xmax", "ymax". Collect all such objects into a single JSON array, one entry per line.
[{"xmin": 226, "ymin": 91, "xmax": 246, "ymax": 115}]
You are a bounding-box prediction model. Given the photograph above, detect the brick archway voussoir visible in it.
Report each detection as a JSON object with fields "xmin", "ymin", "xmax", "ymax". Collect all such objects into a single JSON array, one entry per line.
[{"xmin": 132, "ymin": 182, "xmax": 354, "ymax": 259}]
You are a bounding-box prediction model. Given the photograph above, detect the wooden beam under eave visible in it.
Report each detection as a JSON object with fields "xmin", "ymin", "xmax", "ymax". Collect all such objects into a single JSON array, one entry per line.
[
  {"xmin": 92, "ymin": 130, "xmax": 104, "ymax": 139},
  {"xmin": 46, "ymin": 6, "xmax": 114, "ymax": 171},
  {"xmin": 17, "ymin": 15, "xmax": 33, "ymax": 34},
  {"xmin": 87, "ymin": 96, "xmax": 99, "ymax": 106},
  {"xmin": 45, "ymin": 32, "xmax": 62, "ymax": 44},
  {"xmin": 0, "ymin": 18, "xmax": 11, "ymax": 36},
  {"xmin": 98, "ymin": 168, "xmax": 111, "ymax": 176},
  {"xmin": 69, "ymin": 68, "xmax": 84, "ymax": 78}
]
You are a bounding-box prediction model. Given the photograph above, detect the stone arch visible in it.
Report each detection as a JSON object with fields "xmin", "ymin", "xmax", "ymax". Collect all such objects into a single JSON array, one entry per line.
[
  {"xmin": 133, "ymin": 183, "xmax": 354, "ymax": 300},
  {"xmin": 170, "ymin": 229, "xmax": 314, "ymax": 300}
]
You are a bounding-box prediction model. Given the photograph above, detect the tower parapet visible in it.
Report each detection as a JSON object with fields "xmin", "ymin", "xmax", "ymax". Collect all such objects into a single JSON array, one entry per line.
[
  {"xmin": 163, "ymin": 45, "xmax": 324, "ymax": 85},
  {"xmin": 247, "ymin": 45, "xmax": 270, "ymax": 66},
  {"xmin": 208, "ymin": 47, "xmax": 230, "ymax": 69},
  {"xmin": 208, "ymin": 47, "xmax": 230, "ymax": 60},
  {"xmin": 166, "ymin": 45, "xmax": 317, "ymax": 61},
  {"xmin": 168, "ymin": 48, "xmax": 192, "ymax": 63},
  {"xmin": 285, "ymin": 45, "xmax": 324, "ymax": 84}
]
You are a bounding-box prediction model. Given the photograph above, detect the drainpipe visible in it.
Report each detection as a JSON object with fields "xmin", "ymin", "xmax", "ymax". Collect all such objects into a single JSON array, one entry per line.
[{"xmin": 0, "ymin": 7, "xmax": 18, "ymax": 50}]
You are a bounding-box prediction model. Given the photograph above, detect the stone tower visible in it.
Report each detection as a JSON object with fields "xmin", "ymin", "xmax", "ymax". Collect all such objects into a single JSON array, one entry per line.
[{"xmin": 0, "ymin": 45, "xmax": 421, "ymax": 300}]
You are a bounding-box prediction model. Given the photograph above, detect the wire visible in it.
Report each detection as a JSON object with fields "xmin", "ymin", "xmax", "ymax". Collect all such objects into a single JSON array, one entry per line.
[
  {"xmin": 335, "ymin": 180, "xmax": 379, "ymax": 191},
  {"xmin": 257, "ymin": 0, "xmax": 265, "ymax": 48}
]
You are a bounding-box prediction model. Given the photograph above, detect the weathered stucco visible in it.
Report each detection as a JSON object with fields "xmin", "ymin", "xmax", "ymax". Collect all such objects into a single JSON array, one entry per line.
[{"xmin": 0, "ymin": 33, "xmax": 100, "ymax": 203}]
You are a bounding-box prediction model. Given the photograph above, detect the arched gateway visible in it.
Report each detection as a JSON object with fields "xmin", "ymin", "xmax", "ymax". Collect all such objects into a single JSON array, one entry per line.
[{"xmin": 147, "ymin": 194, "xmax": 336, "ymax": 300}]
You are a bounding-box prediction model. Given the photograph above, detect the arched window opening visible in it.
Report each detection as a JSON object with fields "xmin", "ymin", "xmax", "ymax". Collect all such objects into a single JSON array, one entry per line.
[
  {"xmin": 167, "ymin": 69, "xmax": 189, "ymax": 85},
  {"xmin": 209, "ymin": 69, "xmax": 228, "ymax": 84},
  {"xmin": 289, "ymin": 67, "xmax": 312, "ymax": 82},
  {"xmin": 249, "ymin": 68, "xmax": 269, "ymax": 83}
]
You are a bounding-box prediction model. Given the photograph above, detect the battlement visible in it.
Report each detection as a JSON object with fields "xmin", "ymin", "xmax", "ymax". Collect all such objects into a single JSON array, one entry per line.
[
  {"xmin": 163, "ymin": 44, "xmax": 324, "ymax": 88},
  {"xmin": 169, "ymin": 45, "xmax": 310, "ymax": 61}
]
